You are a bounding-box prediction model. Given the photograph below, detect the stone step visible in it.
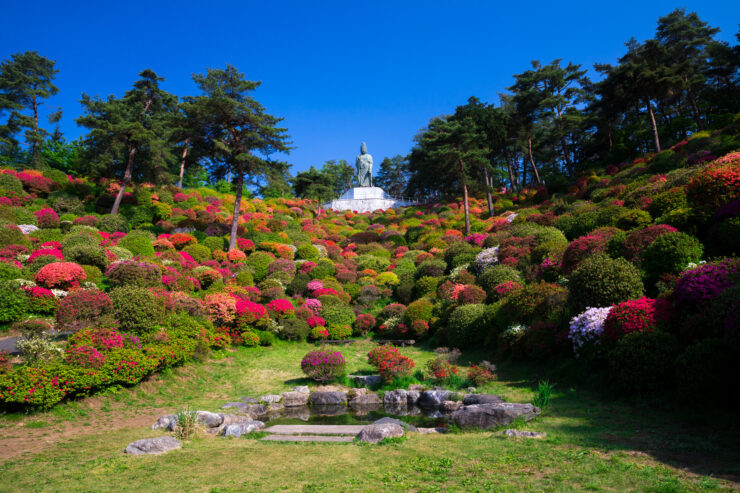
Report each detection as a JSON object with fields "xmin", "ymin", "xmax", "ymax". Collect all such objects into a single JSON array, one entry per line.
[
  {"xmin": 261, "ymin": 434, "xmax": 354, "ymax": 443},
  {"xmin": 264, "ymin": 424, "xmax": 366, "ymax": 436}
]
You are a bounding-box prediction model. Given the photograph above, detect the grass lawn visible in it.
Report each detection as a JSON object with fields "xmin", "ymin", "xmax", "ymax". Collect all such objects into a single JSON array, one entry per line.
[{"xmin": 0, "ymin": 340, "xmax": 738, "ymax": 492}]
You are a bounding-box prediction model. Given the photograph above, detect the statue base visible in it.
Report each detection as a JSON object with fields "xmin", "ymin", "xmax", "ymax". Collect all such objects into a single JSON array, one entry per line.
[{"xmin": 324, "ymin": 187, "xmax": 414, "ymax": 213}]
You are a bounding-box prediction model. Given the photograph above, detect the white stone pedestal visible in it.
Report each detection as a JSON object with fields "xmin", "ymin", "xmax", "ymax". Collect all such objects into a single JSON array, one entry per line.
[{"xmin": 324, "ymin": 187, "xmax": 413, "ymax": 213}]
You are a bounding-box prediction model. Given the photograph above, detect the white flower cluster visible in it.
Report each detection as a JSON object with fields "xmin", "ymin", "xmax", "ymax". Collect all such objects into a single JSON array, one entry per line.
[
  {"xmin": 17, "ymin": 224, "xmax": 38, "ymax": 234},
  {"xmin": 449, "ymin": 264, "xmax": 471, "ymax": 282},
  {"xmin": 473, "ymin": 246, "xmax": 499, "ymax": 274},
  {"xmin": 683, "ymin": 260, "xmax": 707, "ymax": 272},
  {"xmin": 51, "ymin": 289, "xmax": 69, "ymax": 298},
  {"xmin": 568, "ymin": 306, "xmax": 612, "ymax": 357},
  {"xmin": 502, "ymin": 324, "xmax": 526, "ymax": 343},
  {"xmin": 312, "ymin": 243, "xmax": 327, "ymax": 258},
  {"xmin": 14, "ymin": 279, "xmax": 36, "ymax": 288}
]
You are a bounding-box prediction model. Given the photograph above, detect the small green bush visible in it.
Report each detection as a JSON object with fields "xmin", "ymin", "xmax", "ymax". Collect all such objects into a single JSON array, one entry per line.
[
  {"xmin": 568, "ymin": 254, "xmax": 644, "ymax": 313},
  {"xmin": 117, "ymin": 233, "xmax": 155, "ymax": 257},
  {"xmin": 0, "ymin": 174, "xmax": 23, "ymax": 193},
  {"xmin": 295, "ymin": 244, "xmax": 320, "ymax": 261},
  {"xmin": 202, "ymin": 236, "xmax": 225, "ymax": 252},
  {"xmin": 0, "ymin": 226, "xmax": 31, "ymax": 250},
  {"xmin": 183, "ymin": 244, "xmax": 211, "ymax": 263},
  {"xmin": 0, "ymin": 281, "xmax": 28, "ymax": 323},
  {"xmin": 320, "ymin": 300, "xmax": 356, "ymax": 327},
  {"xmin": 245, "ymin": 251, "xmax": 275, "ymax": 282},
  {"xmin": 608, "ymin": 330, "xmax": 678, "ymax": 394},
  {"xmin": 98, "ymin": 214, "xmax": 129, "ymax": 233},
  {"xmin": 640, "ymin": 231, "xmax": 704, "ymax": 281},
  {"xmin": 477, "ymin": 265, "xmax": 521, "ymax": 299},
  {"xmin": 110, "ymin": 285, "xmax": 164, "ymax": 334},
  {"xmin": 446, "ymin": 303, "xmax": 489, "ymax": 348},
  {"xmin": 63, "ymin": 242, "xmax": 107, "ymax": 270},
  {"xmin": 281, "ymin": 318, "xmax": 310, "ymax": 341}
]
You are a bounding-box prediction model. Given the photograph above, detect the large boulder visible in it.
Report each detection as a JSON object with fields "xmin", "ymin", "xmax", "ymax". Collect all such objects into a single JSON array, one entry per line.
[
  {"xmin": 349, "ymin": 392, "xmax": 381, "ymax": 408},
  {"xmin": 222, "ymin": 402, "xmax": 251, "ymax": 412},
  {"xmin": 440, "ymin": 400, "xmax": 462, "ymax": 413},
  {"xmin": 124, "ymin": 437, "xmax": 181, "ymax": 455},
  {"xmin": 309, "ymin": 391, "xmax": 347, "ymax": 406},
  {"xmin": 220, "ymin": 420, "xmax": 265, "ymax": 438},
  {"xmin": 406, "ymin": 390, "xmax": 421, "ymax": 406},
  {"xmin": 373, "ymin": 417, "xmax": 417, "ymax": 432},
  {"xmin": 282, "ymin": 391, "xmax": 310, "ymax": 407},
  {"xmin": 462, "ymin": 394, "xmax": 505, "ymax": 405},
  {"xmin": 260, "ymin": 394, "xmax": 282, "ymax": 404},
  {"xmin": 356, "ymin": 423, "xmax": 405, "ymax": 443},
  {"xmin": 196, "ymin": 411, "xmax": 223, "ymax": 428},
  {"xmin": 452, "ymin": 403, "xmax": 541, "ymax": 430},
  {"xmin": 383, "ymin": 389, "xmax": 408, "ymax": 406},
  {"xmin": 417, "ymin": 390, "xmax": 452, "ymax": 409}
]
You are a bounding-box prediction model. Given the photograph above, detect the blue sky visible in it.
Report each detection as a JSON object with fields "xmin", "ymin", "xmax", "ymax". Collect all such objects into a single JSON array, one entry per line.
[{"xmin": 1, "ymin": 0, "xmax": 738, "ymax": 175}]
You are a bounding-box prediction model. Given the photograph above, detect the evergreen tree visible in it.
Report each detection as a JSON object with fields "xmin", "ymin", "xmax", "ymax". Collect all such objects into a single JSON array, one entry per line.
[
  {"xmin": 0, "ymin": 51, "xmax": 59, "ymax": 165},
  {"xmin": 375, "ymin": 155, "xmax": 409, "ymax": 197},
  {"xmin": 182, "ymin": 65, "xmax": 291, "ymax": 249}
]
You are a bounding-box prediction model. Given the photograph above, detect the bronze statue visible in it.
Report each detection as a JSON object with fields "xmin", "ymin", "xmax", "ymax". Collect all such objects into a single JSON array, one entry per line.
[{"xmin": 355, "ymin": 142, "xmax": 373, "ymax": 187}]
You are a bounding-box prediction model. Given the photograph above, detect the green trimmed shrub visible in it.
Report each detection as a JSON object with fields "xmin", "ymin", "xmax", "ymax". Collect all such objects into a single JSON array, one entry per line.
[
  {"xmin": 414, "ymin": 259, "xmax": 446, "ymax": 280},
  {"xmin": 477, "ymin": 265, "xmax": 521, "ymax": 299},
  {"xmin": 0, "ymin": 226, "xmax": 31, "ymax": 250},
  {"xmin": 0, "ymin": 281, "xmax": 28, "ymax": 323},
  {"xmin": 0, "ymin": 174, "xmax": 23, "ymax": 193},
  {"xmin": 117, "ymin": 232, "xmax": 155, "ymax": 257},
  {"xmin": 295, "ymin": 244, "xmax": 320, "ymax": 261},
  {"xmin": 235, "ymin": 269, "xmax": 254, "ymax": 287},
  {"xmin": 319, "ymin": 300, "xmax": 356, "ymax": 327},
  {"xmin": 568, "ymin": 254, "xmax": 644, "ymax": 313},
  {"xmin": 310, "ymin": 258, "xmax": 336, "ymax": 278},
  {"xmin": 183, "ymin": 244, "xmax": 211, "ymax": 263},
  {"xmin": 356, "ymin": 254, "xmax": 390, "ymax": 273},
  {"xmin": 641, "ymin": 231, "xmax": 704, "ymax": 281},
  {"xmin": 415, "ymin": 276, "xmax": 441, "ymax": 297},
  {"xmin": 98, "ymin": 214, "xmax": 129, "ymax": 233},
  {"xmin": 110, "ymin": 285, "xmax": 164, "ymax": 334},
  {"xmin": 443, "ymin": 241, "xmax": 477, "ymax": 268},
  {"xmin": 446, "ymin": 303, "xmax": 489, "ymax": 348},
  {"xmin": 608, "ymin": 330, "xmax": 678, "ymax": 394},
  {"xmin": 245, "ymin": 251, "xmax": 275, "ymax": 282},
  {"xmin": 281, "ymin": 318, "xmax": 310, "ymax": 341},
  {"xmin": 0, "ymin": 262, "xmax": 23, "ymax": 281},
  {"xmin": 202, "ymin": 236, "xmax": 225, "ymax": 252},
  {"xmin": 63, "ymin": 242, "xmax": 107, "ymax": 270}
]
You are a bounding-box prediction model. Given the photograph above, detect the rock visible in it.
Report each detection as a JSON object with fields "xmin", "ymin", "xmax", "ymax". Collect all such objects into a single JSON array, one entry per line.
[
  {"xmin": 347, "ymin": 387, "xmax": 368, "ymax": 398},
  {"xmin": 220, "ymin": 420, "xmax": 265, "ymax": 438},
  {"xmin": 440, "ymin": 400, "xmax": 462, "ymax": 413},
  {"xmin": 373, "ymin": 417, "xmax": 417, "ymax": 432},
  {"xmin": 417, "ymin": 390, "xmax": 452, "ymax": 409},
  {"xmin": 292, "ymin": 386, "xmax": 310, "ymax": 393},
  {"xmin": 406, "ymin": 390, "xmax": 421, "ymax": 406},
  {"xmin": 452, "ymin": 403, "xmax": 541, "ymax": 430},
  {"xmin": 151, "ymin": 414, "xmax": 177, "ymax": 431},
  {"xmin": 268, "ymin": 403, "xmax": 285, "ymax": 413},
  {"xmin": 241, "ymin": 396, "xmax": 260, "ymax": 404},
  {"xmin": 350, "ymin": 374, "xmax": 382, "ymax": 387},
  {"xmin": 260, "ymin": 394, "xmax": 282, "ymax": 404},
  {"xmin": 243, "ymin": 404, "xmax": 268, "ymax": 418},
  {"xmin": 349, "ymin": 392, "xmax": 381, "ymax": 407},
  {"xmin": 222, "ymin": 402, "xmax": 251, "ymax": 412},
  {"xmin": 502, "ymin": 429, "xmax": 547, "ymax": 439},
  {"xmin": 124, "ymin": 437, "xmax": 181, "ymax": 455},
  {"xmin": 416, "ymin": 427, "xmax": 447, "ymax": 434},
  {"xmin": 196, "ymin": 411, "xmax": 223, "ymax": 428},
  {"xmin": 408, "ymin": 384, "xmax": 426, "ymax": 391},
  {"xmin": 383, "ymin": 389, "xmax": 408, "ymax": 406},
  {"xmin": 309, "ymin": 391, "xmax": 347, "ymax": 406},
  {"xmin": 462, "ymin": 394, "xmax": 505, "ymax": 405},
  {"xmin": 282, "ymin": 391, "xmax": 310, "ymax": 407},
  {"xmin": 467, "ymin": 387, "xmax": 477, "ymax": 393},
  {"xmin": 355, "ymin": 423, "xmax": 405, "ymax": 443},
  {"xmin": 424, "ymin": 410, "xmax": 444, "ymax": 418}
]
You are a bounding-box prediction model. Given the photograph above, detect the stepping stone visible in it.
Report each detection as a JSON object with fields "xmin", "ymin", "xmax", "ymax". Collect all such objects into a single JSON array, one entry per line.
[
  {"xmin": 264, "ymin": 424, "xmax": 366, "ymax": 436},
  {"xmin": 261, "ymin": 435, "xmax": 354, "ymax": 443}
]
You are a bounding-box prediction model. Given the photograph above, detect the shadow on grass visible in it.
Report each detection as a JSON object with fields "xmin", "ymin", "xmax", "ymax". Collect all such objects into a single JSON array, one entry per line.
[{"xmin": 477, "ymin": 352, "xmax": 740, "ymax": 482}]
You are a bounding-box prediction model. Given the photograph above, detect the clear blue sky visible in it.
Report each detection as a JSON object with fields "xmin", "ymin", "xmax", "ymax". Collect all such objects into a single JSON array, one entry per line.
[{"xmin": 1, "ymin": 0, "xmax": 738, "ymax": 175}]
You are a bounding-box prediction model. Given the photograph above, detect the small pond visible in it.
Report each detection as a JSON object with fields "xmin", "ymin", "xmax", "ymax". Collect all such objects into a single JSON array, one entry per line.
[{"xmin": 261, "ymin": 404, "xmax": 449, "ymax": 428}]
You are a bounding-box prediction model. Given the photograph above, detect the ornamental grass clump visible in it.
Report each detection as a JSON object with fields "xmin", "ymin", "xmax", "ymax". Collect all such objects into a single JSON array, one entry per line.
[{"xmin": 300, "ymin": 347, "xmax": 346, "ymax": 383}]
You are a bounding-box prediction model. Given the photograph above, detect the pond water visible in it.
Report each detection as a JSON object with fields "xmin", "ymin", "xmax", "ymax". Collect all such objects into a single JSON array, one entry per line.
[{"xmin": 262, "ymin": 405, "xmax": 449, "ymax": 428}]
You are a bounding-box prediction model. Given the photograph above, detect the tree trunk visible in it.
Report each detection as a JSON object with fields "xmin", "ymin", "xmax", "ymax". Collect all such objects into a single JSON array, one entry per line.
[
  {"xmin": 504, "ymin": 148, "xmax": 517, "ymax": 192},
  {"xmin": 31, "ymin": 93, "xmax": 39, "ymax": 163},
  {"xmin": 177, "ymin": 137, "xmax": 190, "ymax": 189},
  {"xmin": 111, "ymin": 145, "xmax": 136, "ymax": 215},
  {"xmin": 483, "ymin": 167, "xmax": 494, "ymax": 217},
  {"xmin": 560, "ymin": 136, "xmax": 573, "ymax": 176},
  {"xmin": 527, "ymin": 135, "xmax": 542, "ymax": 184},
  {"xmin": 228, "ymin": 164, "xmax": 244, "ymax": 250},
  {"xmin": 646, "ymin": 100, "xmax": 661, "ymax": 152},
  {"xmin": 607, "ymin": 121, "xmax": 613, "ymax": 150},
  {"xmin": 685, "ymin": 79, "xmax": 703, "ymax": 131},
  {"xmin": 459, "ymin": 159, "xmax": 470, "ymax": 235}
]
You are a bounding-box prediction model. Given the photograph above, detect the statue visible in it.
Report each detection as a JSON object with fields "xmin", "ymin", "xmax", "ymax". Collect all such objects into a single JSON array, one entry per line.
[{"xmin": 355, "ymin": 142, "xmax": 373, "ymax": 187}]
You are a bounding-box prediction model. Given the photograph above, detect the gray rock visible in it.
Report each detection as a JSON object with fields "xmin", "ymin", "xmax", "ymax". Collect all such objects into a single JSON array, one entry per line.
[
  {"xmin": 383, "ymin": 389, "xmax": 408, "ymax": 406},
  {"xmin": 309, "ymin": 391, "xmax": 347, "ymax": 406},
  {"xmin": 245, "ymin": 404, "xmax": 269, "ymax": 418},
  {"xmin": 440, "ymin": 400, "xmax": 462, "ymax": 413},
  {"xmin": 220, "ymin": 420, "xmax": 265, "ymax": 438},
  {"xmin": 222, "ymin": 402, "xmax": 251, "ymax": 412},
  {"xmin": 196, "ymin": 411, "xmax": 223, "ymax": 428},
  {"xmin": 502, "ymin": 429, "xmax": 547, "ymax": 439},
  {"xmin": 124, "ymin": 437, "xmax": 181, "ymax": 455},
  {"xmin": 350, "ymin": 374, "xmax": 382, "ymax": 387},
  {"xmin": 418, "ymin": 390, "xmax": 452, "ymax": 409},
  {"xmin": 292, "ymin": 386, "xmax": 310, "ymax": 393},
  {"xmin": 408, "ymin": 384, "xmax": 426, "ymax": 391},
  {"xmin": 260, "ymin": 394, "xmax": 282, "ymax": 404},
  {"xmin": 462, "ymin": 393, "xmax": 505, "ymax": 405},
  {"xmin": 416, "ymin": 427, "xmax": 446, "ymax": 434},
  {"xmin": 241, "ymin": 396, "xmax": 260, "ymax": 404},
  {"xmin": 373, "ymin": 417, "xmax": 417, "ymax": 432},
  {"xmin": 151, "ymin": 414, "xmax": 177, "ymax": 431},
  {"xmin": 452, "ymin": 403, "xmax": 541, "ymax": 430},
  {"xmin": 282, "ymin": 391, "xmax": 310, "ymax": 407},
  {"xmin": 356, "ymin": 423, "xmax": 404, "ymax": 443},
  {"xmin": 406, "ymin": 390, "xmax": 421, "ymax": 406},
  {"xmin": 268, "ymin": 403, "xmax": 285, "ymax": 413},
  {"xmin": 349, "ymin": 392, "xmax": 381, "ymax": 407}
]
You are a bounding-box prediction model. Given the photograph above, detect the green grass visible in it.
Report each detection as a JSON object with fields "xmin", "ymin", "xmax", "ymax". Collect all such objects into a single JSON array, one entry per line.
[{"xmin": 0, "ymin": 340, "xmax": 738, "ymax": 492}]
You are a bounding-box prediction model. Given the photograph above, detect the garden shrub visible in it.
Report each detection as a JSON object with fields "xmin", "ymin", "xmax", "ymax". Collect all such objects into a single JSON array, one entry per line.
[
  {"xmin": 246, "ymin": 251, "xmax": 275, "ymax": 282},
  {"xmin": 353, "ymin": 313, "xmax": 376, "ymax": 335},
  {"xmin": 62, "ymin": 242, "xmax": 107, "ymax": 270},
  {"xmin": 326, "ymin": 324, "xmax": 352, "ymax": 339},
  {"xmin": 415, "ymin": 276, "xmax": 441, "ymax": 297},
  {"xmin": 0, "ymin": 173, "xmax": 23, "ymax": 193},
  {"xmin": 98, "ymin": 214, "xmax": 129, "ymax": 233},
  {"xmin": 568, "ymin": 254, "xmax": 644, "ymax": 313},
  {"xmin": 446, "ymin": 303, "xmax": 489, "ymax": 348},
  {"xmin": 378, "ymin": 353, "xmax": 415, "ymax": 383},
  {"xmin": 56, "ymin": 289, "xmax": 114, "ymax": 331},
  {"xmin": 295, "ymin": 244, "xmax": 320, "ymax": 261},
  {"xmin": 117, "ymin": 232, "xmax": 155, "ymax": 257},
  {"xmin": 403, "ymin": 299, "xmax": 434, "ymax": 326},
  {"xmin": 300, "ymin": 347, "xmax": 346, "ymax": 383},
  {"xmin": 319, "ymin": 299, "xmax": 356, "ymax": 327},
  {"xmin": 0, "ymin": 262, "xmax": 22, "ymax": 281},
  {"xmin": 105, "ymin": 261, "xmax": 161, "ymax": 288},
  {"xmin": 414, "ymin": 259, "xmax": 446, "ymax": 280},
  {"xmin": 621, "ymin": 224, "xmax": 678, "ymax": 261},
  {"xmin": 368, "ymin": 345, "xmax": 400, "ymax": 368},
  {"xmin": 616, "ymin": 208, "xmax": 651, "ymax": 230},
  {"xmin": 602, "ymin": 297, "xmax": 669, "ymax": 344},
  {"xmin": 0, "ymin": 281, "xmax": 28, "ymax": 323},
  {"xmin": 676, "ymin": 338, "xmax": 734, "ymax": 398},
  {"xmin": 640, "ymin": 231, "xmax": 704, "ymax": 281},
  {"xmin": 281, "ymin": 318, "xmax": 310, "ymax": 341},
  {"xmin": 477, "ymin": 264, "xmax": 522, "ymax": 299},
  {"xmin": 607, "ymin": 330, "xmax": 678, "ymax": 394},
  {"xmin": 497, "ymin": 282, "xmax": 568, "ymax": 327},
  {"xmin": 202, "ymin": 236, "xmax": 225, "ymax": 252},
  {"xmin": 110, "ymin": 286, "xmax": 164, "ymax": 334},
  {"xmin": 0, "ymin": 226, "xmax": 32, "ymax": 250},
  {"xmin": 35, "ymin": 262, "xmax": 87, "ymax": 289}
]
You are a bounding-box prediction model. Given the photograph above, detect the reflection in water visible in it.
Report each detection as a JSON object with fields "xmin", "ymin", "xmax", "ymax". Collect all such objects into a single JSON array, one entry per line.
[{"xmin": 264, "ymin": 402, "xmax": 448, "ymax": 428}]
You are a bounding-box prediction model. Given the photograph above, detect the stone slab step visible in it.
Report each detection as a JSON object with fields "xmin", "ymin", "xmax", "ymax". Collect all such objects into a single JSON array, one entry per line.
[
  {"xmin": 261, "ymin": 435, "xmax": 354, "ymax": 443},
  {"xmin": 264, "ymin": 424, "xmax": 366, "ymax": 436}
]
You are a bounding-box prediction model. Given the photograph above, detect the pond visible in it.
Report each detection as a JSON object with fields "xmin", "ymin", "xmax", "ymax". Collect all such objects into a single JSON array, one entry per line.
[{"xmin": 261, "ymin": 404, "xmax": 449, "ymax": 428}]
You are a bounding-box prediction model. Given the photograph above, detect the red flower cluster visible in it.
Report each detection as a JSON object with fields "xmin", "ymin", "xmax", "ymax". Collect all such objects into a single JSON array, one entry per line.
[
  {"xmin": 35, "ymin": 262, "xmax": 86, "ymax": 289},
  {"xmin": 603, "ymin": 297, "xmax": 670, "ymax": 343},
  {"xmin": 34, "ymin": 208, "xmax": 59, "ymax": 228}
]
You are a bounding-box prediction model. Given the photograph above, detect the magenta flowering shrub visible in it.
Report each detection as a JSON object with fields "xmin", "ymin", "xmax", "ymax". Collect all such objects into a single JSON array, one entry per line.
[
  {"xmin": 34, "ymin": 208, "xmax": 59, "ymax": 228},
  {"xmin": 300, "ymin": 348, "xmax": 346, "ymax": 382},
  {"xmin": 303, "ymin": 298, "xmax": 321, "ymax": 315},
  {"xmin": 267, "ymin": 298, "xmax": 295, "ymax": 318},
  {"xmin": 28, "ymin": 248, "xmax": 64, "ymax": 263},
  {"xmin": 66, "ymin": 345, "xmax": 106, "ymax": 369},
  {"xmin": 672, "ymin": 259, "xmax": 740, "ymax": 308}
]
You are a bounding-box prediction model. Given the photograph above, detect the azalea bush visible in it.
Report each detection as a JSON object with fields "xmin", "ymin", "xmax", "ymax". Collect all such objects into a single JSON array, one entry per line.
[{"xmin": 300, "ymin": 347, "xmax": 346, "ymax": 383}]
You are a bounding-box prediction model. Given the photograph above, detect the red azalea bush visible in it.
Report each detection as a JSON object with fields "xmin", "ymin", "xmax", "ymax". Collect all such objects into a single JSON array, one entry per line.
[
  {"xmin": 34, "ymin": 208, "xmax": 60, "ymax": 228},
  {"xmin": 235, "ymin": 299, "xmax": 268, "ymax": 326},
  {"xmin": 378, "ymin": 354, "xmax": 415, "ymax": 383},
  {"xmin": 562, "ymin": 231, "xmax": 613, "ymax": 273},
  {"xmin": 300, "ymin": 348, "xmax": 346, "ymax": 383},
  {"xmin": 267, "ymin": 298, "xmax": 295, "ymax": 318},
  {"xmin": 622, "ymin": 224, "xmax": 678, "ymax": 261},
  {"xmin": 602, "ymin": 297, "xmax": 670, "ymax": 344},
  {"xmin": 426, "ymin": 358, "xmax": 460, "ymax": 383},
  {"xmin": 169, "ymin": 233, "xmax": 197, "ymax": 249},
  {"xmin": 23, "ymin": 286, "xmax": 58, "ymax": 314},
  {"xmin": 354, "ymin": 313, "xmax": 376, "ymax": 335},
  {"xmin": 686, "ymin": 160, "xmax": 740, "ymax": 217},
  {"xmin": 55, "ymin": 289, "xmax": 114, "ymax": 331},
  {"xmin": 65, "ymin": 345, "xmax": 106, "ymax": 369},
  {"xmin": 467, "ymin": 365, "xmax": 496, "ymax": 386},
  {"xmin": 35, "ymin": 262, "xmax": 87, "ymax": 289},
  {"xmin": 73, "ymin": 215, "xmax": 99, "ymax": 227},
  {"xmin": 28, "ymin": 248, "xmax": 64, "ymax": 263},
  {"xmin": 204, "ymin": 293, "xmax": 238, "ymax": 325},
  {"xmin": 367, "ymin": 345, "xmax": 400, "ymax": 368},
  {"xmin": 306, "ymin": 315, "xmax": 325, "ymax": 328}
]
